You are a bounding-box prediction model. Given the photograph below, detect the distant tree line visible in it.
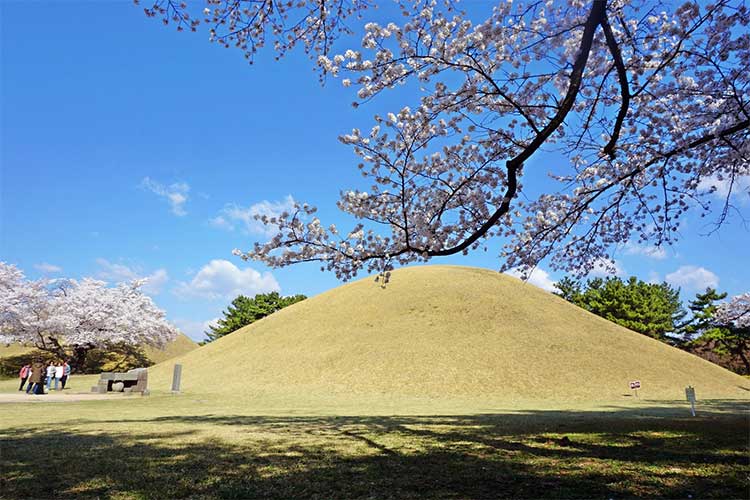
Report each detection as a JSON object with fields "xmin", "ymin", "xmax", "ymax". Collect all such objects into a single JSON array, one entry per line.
[{"xmin": 554, "ymin": 276, "xmax": 750, "ymax": 374}]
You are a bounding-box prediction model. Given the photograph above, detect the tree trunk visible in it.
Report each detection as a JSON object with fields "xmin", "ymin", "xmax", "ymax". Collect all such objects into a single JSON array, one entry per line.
[
  {"xmin": 45, "ymin": 336, "xmax": 69, "ymax": 360},
  {"xmin": 70, "ymin": 344, "xmax": 94, "ymax": 372},
  {"xmin": 32, "ymin": 335, "xmax": 67, "ymax": 361}
]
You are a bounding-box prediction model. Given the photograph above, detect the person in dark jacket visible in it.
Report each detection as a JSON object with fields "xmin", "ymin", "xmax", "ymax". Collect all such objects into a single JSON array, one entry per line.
[
  {"xmin": 60, "ymin": 361, "xmax": 71, "ymax": 389},
  {"xmin": 26, "ymin": 359, "xmax": 46, "ymax": 395}
]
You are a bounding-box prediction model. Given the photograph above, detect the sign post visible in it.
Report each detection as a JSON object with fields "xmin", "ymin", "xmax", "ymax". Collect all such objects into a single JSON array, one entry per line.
[
  {"xmin": 629, "ymin": 380, "xmax": 641, "ymax": 398},
  {"xmin": 685, "ymin": 386, "xmax": 696, "ymax": 416},
  {"xmin": 171, "ymin": 363, "xmax": 182, "ymax": 394}
]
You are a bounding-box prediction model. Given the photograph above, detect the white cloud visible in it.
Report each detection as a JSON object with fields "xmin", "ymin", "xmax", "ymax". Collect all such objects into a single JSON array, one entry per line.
[
  {"xmin": 697, "ymin": 174, "xmax": 750, "ymax": 204},
  {"xmin": 173, "ymin": 317, "xmax": 220, "ymax": 341},
  {"xmin": 173, "ymin": 259, "xmax": 279, "ymax": 301},
  {"xmin": 624, "ymin": 243, "xmax": 667, "ymax": 260},
  {"xmin": 665, "ymin": 265, "xmax": 719, "ymax": 291},
  {"xmin": 34, "ymin": 263, "xmax": 62, "ymax": 274},
  {"xmin": 140, "ymin": 177, "xmax": 190, "ymax": 216},
  {"xmin": 505, "ymin": 267, "xmax": 558, "ymax": 293},
  {"xmin": 209, "ymin": 215, "xmax": 234, "ymax": 231},
  {"xmin": 210, "ymin": 195, "xmax": 296, "ymax": 236},
  {"xmin": 646, "ymin": 271, "xmax": 661, "ymax": 284},
  {"xmin": 587, "ymin": 258, "xmax": 626, "ymax": 278},
  {"xmin": 95, "ymin": 258, "xmax": 169, "ymax": 295},
  {"xmin": 141, "ymin": 269, "xmax": 169, "ymax": 295}
]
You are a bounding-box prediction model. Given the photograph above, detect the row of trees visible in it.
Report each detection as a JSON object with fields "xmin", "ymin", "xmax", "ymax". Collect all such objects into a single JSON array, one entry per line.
[
  {"xmin": 555, "ymin": 276, "xmax": 750, "ymax": 373},
  {"xmin": 0, "ymin": 262, "xmax": 179, "ymax": 370}
]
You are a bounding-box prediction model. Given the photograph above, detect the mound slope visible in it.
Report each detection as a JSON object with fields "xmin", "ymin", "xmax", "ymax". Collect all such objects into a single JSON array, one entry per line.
[{"xmin": 151, "ymin": 266, "xmax": 749, "ymax": 404}]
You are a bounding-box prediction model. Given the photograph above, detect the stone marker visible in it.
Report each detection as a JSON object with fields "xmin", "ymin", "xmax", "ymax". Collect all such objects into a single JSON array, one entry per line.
[
  {"xmin": 685, "ymin": 386, "xmax": 697, "ymax": 416},
  {"xmin": 91, "ymin": 379, "xmax": 109, "ymax": 394},
  {"xmin": 171, "ymin": 363, "xmax": 182, "ymax": 394},
  {"xmin": 91, "ymin": 383, "xmax": 107, "ymax": 394},
  {"xmin": 91, "ymin": 368, "xmax": 149, "ymax": 394}
]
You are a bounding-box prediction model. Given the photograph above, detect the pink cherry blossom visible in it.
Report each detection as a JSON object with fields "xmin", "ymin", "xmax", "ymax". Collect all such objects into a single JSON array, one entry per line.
[
  {"xmin": 715, "ymin": 293, "xmax": 750, "ymax": 329},
  {"xmin": 143, "ymin": 1, "xmax": 749, "ymax": 280},
  {"xmin": 0, "ymin": 262, "xmax": 178, "ymax": 353}
]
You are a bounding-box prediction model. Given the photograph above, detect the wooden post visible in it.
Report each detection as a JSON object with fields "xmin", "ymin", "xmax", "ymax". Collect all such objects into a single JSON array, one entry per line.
[{"xmin": 171, "ymin": 363, "xmax": 182, "ymax": 394}]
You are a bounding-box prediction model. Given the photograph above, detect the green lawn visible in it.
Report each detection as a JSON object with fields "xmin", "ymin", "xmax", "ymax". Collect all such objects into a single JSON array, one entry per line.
[{"xmin": 1, "ymin": 387, "xmax": 748, "ymax": 499}]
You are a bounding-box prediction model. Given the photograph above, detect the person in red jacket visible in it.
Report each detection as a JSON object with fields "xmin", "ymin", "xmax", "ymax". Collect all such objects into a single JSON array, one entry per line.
[{"xmin": 18, "ymin": 363, "xmax": 31, "ymax": 391}]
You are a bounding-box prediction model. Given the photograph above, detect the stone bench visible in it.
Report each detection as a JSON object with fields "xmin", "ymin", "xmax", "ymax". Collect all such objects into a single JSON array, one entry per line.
[{"xmin": 91, "ymin": 368, "xmax": 148, "ymax": 394}]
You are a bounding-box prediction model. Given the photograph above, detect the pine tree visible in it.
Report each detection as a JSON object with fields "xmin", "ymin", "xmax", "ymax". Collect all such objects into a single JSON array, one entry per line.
[
  {"xmin": 553, "ymin": 277, "xmax": 582, "ymax": 303},
  {"xmin": 679, "ymin": 288, "xmax": 727, "ymax": 343},
  {"xmin": 205, "ymin": 292, "xmax": 306, "ymax": 342},
  {"xmin": 555, "ymin": 276, "xmax": 685, "ymax": 340}
]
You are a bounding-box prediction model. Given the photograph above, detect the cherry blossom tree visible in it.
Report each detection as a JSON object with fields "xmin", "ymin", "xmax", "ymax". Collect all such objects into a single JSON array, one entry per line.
[
  {"xmin": 715, "ymin": 292, "xmax": 750, "ymax": 329},
  {"xmin": 700, "ymin": 292, "xmax": 750, "ymax": 373},
  {"xmin": 143, "ymin": 0, "xmax": 749, "ymax": 280},
  {"xmin": 0, "ymin": 262, "xmax": 179, "ymax": 368}
]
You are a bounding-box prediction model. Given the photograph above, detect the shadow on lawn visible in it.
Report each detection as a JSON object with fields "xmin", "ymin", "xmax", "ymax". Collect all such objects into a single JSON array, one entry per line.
[{"xmin": 1, "ymin": 404, "xmax": 748, "ymax": 499}]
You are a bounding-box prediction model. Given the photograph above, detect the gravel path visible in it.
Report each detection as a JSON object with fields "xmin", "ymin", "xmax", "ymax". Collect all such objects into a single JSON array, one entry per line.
[{"xmin": 0, "ymin": 391, "xmax": 131, "ymax": 403}]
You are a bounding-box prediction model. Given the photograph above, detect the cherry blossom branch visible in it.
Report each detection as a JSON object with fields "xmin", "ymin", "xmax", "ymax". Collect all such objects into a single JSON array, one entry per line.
[
  {"xmin": 599, "ymin": 13, "xmax": 629, "ymax": 159},
  {"xmin": 143, "ymin": 1, "xmax": 749, "ymax": 280}
]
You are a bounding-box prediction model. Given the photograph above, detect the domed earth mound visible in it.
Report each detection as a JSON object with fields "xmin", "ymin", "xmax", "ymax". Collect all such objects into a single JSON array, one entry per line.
[{"xmin": 150, "ymin": 266, "xmax": 750, "ymax": 406}]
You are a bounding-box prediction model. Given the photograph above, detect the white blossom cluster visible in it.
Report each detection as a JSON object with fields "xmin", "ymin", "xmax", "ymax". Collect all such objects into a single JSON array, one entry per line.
[
  {"xmin": 0, "ymin": 262, "xmax": 178, "ymax": 350},
  {"xmin": 140, "ymin": 0, "xmax": 370, "ymax": 64},
  {"xmin": 146, "ymin": 1, "xmax": 749, "ymax": 280},
  {"xmin": 715, "ymin": 293, "xmax": 750, "ymax": 329}
]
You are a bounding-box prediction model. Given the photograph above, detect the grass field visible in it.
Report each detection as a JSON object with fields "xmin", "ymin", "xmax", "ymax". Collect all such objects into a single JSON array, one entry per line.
[
  {"xmin": 1, "ymin": 383, "xmax": 748, "ymax": 499},
  {"xmin": 2, "ymin": 266, "xmax": 748, "ymax": 498}
]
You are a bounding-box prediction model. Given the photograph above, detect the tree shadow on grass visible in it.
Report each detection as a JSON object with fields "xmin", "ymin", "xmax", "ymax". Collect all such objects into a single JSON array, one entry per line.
[{"xmin": 1, "ymin": 404, "xmax": 748, "ymax": 499}]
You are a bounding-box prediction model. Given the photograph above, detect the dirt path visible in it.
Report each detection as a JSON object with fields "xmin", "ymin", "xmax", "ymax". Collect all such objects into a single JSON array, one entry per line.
[{"xmin": 0, "ymin": 391, "xmax": 133, "ymax": 403}]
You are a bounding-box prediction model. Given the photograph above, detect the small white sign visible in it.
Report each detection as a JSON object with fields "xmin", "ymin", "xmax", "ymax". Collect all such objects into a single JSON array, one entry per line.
[{"xmin": 629, "ymin": 380, "xmax": 641, "ymax": 390}]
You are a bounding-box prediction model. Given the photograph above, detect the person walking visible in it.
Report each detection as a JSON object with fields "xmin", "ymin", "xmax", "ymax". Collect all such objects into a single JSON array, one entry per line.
[
  {"xmin": 54, "ymin": 362, "xmax": 64, "ymax": 391},
  {"xmin": 26, "ymin": 359, "xmax": 45, "ymax": 395},
  {"xmin": 46, "ymin": 362, "xmax": 56, "ymax": 392},
  {"xmin": 60, "ymin": 361, "xmax": 71, "ymax": 390},
  {"xmin": 18, "ymin": 363, "xmax": 31, "ymax": 391}
]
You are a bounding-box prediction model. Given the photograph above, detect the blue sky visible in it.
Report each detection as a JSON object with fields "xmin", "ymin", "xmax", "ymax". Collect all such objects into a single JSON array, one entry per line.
[{"xmin": 2, "ymin": 1, "xmax": 748, "ymax": 340}]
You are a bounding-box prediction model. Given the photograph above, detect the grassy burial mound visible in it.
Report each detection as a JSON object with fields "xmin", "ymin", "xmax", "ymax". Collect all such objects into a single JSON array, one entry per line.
[{"xmin": 150, "ymin": 266, "xmax": 749, "ymax": 405}]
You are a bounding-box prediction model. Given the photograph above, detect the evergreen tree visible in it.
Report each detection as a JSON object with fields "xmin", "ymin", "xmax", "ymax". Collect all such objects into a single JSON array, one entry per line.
[
  {"xmin": 555, "ymin": 276, "xmax": 685, "ymax": 340},
  {"xmin": 553, "ymin": 277, "xmax": 582, "ymax": 303},
  {"xmin": 205, "ymin": 292, "xmax": 306, "ymax": 342},
  {"xmin": 679, "ymin": 288, "xmax": 727, "ymax": 343}
]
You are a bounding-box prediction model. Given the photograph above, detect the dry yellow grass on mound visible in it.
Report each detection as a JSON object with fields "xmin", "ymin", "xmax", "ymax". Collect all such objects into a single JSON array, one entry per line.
[
  {"xmin": 142, "ymin": 332, "xmax": 198, "ymax": 363},
  {"xmin": 148, "ymin": 265, "xmax": 750, "ymax": 406}
]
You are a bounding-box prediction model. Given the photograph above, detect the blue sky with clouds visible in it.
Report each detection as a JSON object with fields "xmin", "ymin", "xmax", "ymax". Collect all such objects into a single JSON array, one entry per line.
[{"xmin": 2, "ymin": 1, "xmax": 748, "ymax": 340}]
